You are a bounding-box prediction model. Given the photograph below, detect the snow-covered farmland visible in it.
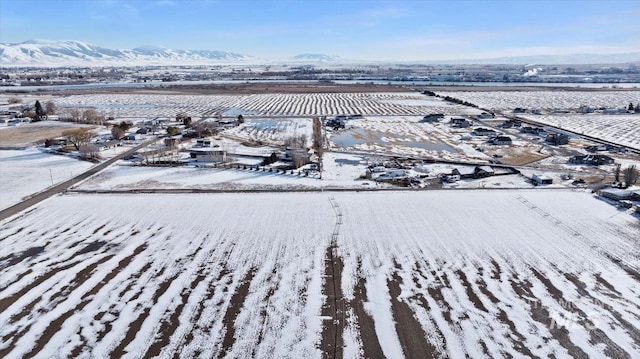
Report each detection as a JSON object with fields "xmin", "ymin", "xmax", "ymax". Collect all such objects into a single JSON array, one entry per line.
[
  {"xmin": 521, "ymin": 113, "xmax": 640, "ymax": 150},
  {"xmin": 328, "ymin": 116, "xmax": 492, "ymax": 162},
  {"xmin": 53, "ymin": 92, "xmax": 481, "ymax": 118},
  {"xmin": 224, "ymin": 117, "xmax": 314, "ymax": 146},
  {"xmin": 1, "ymin": 190, "xmax": 638, "ymax": 358},
  {"xmin": 437, "ymin": 90, "xmax": 640, "ymax": 111},
  {"xmin": 77, "ymin": 152, "xmax": 378, "ymax": 191},
  {"xmin": 0, "ymin": 148, "xmax": 93, "ymax": 210}
]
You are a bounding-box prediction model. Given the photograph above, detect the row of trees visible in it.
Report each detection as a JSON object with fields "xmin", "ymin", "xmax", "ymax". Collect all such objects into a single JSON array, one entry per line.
[
  {"xmin": 614, "ymin": 164, "xmax": 639, "ymax": 188},
  {"xmin": 21, "ymin": 100, "xmax": 56, "ymax": 121}
]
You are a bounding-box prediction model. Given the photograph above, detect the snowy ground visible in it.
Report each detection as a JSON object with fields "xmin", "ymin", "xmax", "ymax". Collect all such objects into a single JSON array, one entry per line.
[
  {"xmin": 520, "ymin": 113, "xmax": 640, "ymax": 150},
  {"xmin": 0, "ymin": 148, "xmax": 94, "ymax": 210},
  {"xmin": 0, "ymin": 190, "xmax": 638, "ymax": 358},
  {"xmin": 50, "ymin": 92, "xmax": 482, "ymax": 118},
  {"xmin": 436, "ymin": 90, "xmax": 640, "ymax": 111},
  {"xmin": 223, "ymin": 117, "xmax": 314, "ymax": 147},
  {"xmin": 77, "ymin": 152, "xmax": 380, "ymax": 191}
]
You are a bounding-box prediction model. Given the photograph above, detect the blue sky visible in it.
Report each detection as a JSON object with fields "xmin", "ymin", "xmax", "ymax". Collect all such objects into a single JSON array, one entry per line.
[{"xmin": 1, "ymin": 0, "xmax": 639, "ymax": 61}]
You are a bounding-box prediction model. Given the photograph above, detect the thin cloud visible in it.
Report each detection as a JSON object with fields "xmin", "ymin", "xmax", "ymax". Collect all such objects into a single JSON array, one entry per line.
[{"xmin": 153, "ymin": 0, "xmax": 175, "ymax": 6}]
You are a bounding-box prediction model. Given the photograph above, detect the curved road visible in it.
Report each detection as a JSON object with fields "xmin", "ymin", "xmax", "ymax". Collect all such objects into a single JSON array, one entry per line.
[{"xmin": 0, "ymin": 138, "xmax": 158, "ymax": 221}]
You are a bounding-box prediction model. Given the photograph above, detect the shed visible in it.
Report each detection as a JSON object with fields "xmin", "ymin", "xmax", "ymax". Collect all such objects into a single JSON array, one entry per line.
[
  {"xmin": 532, "ymin": 173, "xmax": 553, "ymax": 185},
  {"xmin": 600, "ymin": 188, "xmax": 635, "ymax": 201},
  {"xmin": 421, "ymin": 114, "xmax": 444, "ymax": 123},
  {"xmin": 492, "ymin": 136, "xmax": 512, "ymax": 145},
  {"xmin": 475, "ymin": 166, "xmax": 495, "ymax": 178},
  {"xmin": 451, "ymin": 166, "xmax": 477, "ymax": 179},
  {"xmin": 472, "ymin": 128, "xmax": 497, "ymax": 137}
]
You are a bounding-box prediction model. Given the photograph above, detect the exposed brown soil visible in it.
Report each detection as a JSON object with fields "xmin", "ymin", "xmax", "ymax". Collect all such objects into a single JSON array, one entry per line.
[
  {"xmin": 22, "ymin": 82, "xmax": 411, "ymax": 97},
  {"xmin": 388, "ymin": 271, "xmax": 442, "ymax": 359},
  {"xmin": 142, "ymin": 273, "xmax": 206, "ymax": 359},
  {"xmin": 219, "ymin": 269, "xmax": 256, "ymax": 358},
  {"xmin": 455, "ymin": 269, "xmax": 488, "ymax": 312},
  {"xmin": 351, "ymin": 276, "xmax": 385, "ymax": 359},
  {"xmin": 510, "ymin": 275, "xmax": 589, "ymax": 359},
  {"xmin": 1, "ymin": 246, "xmax": 45, "ymax": 269},
  {"xmin": 0, "ymin": 123, "xmax": 94, "ymax": 147}
]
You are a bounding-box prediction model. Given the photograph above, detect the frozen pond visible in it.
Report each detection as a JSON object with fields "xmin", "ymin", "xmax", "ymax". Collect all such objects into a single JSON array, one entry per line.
[{"xmin": 331, "ymin": 128, "xmax": 456, "ymax": 153}]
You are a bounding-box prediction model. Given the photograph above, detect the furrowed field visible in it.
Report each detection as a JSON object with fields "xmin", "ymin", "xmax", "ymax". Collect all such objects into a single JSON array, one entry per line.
[{"xmin": 1, "ymin": 191, "xmax": 638, "ymax": 358}]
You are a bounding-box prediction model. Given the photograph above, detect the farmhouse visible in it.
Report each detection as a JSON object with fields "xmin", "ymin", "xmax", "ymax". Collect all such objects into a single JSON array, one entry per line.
[
  {"xmin": 492, "ymin": 136, "xmax": 512, "ymax": 145},
  {"xmin": 545, "ymin": 133, "xmax": 569, "ymax": 145},
  {"xmin": 476, "ymin": 112, "xmax": 494, "ymax": 119},
  {"xmin": 475, "ymin": 166, "xmax": 495, "ymax": 178},
  {"xmin": 532, "ymin": 173, "xmax": 553, "ymax": 185},
  {"xmin": 520, "ymin": 127, "xmax": 546, "ymax": 136},
  {"xmin": 190, "ymin": 148, "xmax": 227, "ymax": 162},
  {"xmin": 499, "ymin": 119, "xmax": 521, "ymax": 128},
  {"xmin": 124, "ymin": 133, "xmax": 142, "ymax": 141},
  {"xmin": 450, "ymin": 117, "xmax": 472, "ymax": 128},
  {"xmin": 568, "ymin": 155, "xmax": 615, "ymax": 166},
  {"xmin": 586, "ymin": 145, "xmax": 607, "ymax": 152},
  {"xmin": 472, "ymin": 128, "xmax": 497, "ymax": 137},
  {"xmin": 421, "ymin": 114, "xmax": 444, "ymax": 123}
]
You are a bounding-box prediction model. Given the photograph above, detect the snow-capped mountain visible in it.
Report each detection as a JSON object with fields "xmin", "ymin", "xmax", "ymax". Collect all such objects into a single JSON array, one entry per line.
[{"xmin": 0, "ymin": 40, "xmax": 254, "ymax": 66}]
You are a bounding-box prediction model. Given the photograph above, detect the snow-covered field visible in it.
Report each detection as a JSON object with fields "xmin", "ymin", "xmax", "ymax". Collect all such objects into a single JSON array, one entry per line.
[
  {"xmin": 521, "ymin": 114, "xmax": 640, "ymax": 150},
  {"xmin": 1, "ymin": 190, "xmax": 638, "ymax": 358},
  {"xmin": 328, "ymin": 116, "xmax": 493, "ymax": 162},
  {"xmin": 52, "ymin": 92, "xmax": 480, "ymax": 118},
  {"xmin": 437, "ymin": 90, "xmax": 640, "ymax": 111},
  {"xmin": 224, "ymin": 117, "xmax": 314, "ymax": 146},
  {"xmin": 77, "ymin": 152, "xmax": 379, "ymax": 191},
  {"xmin": 0, "ymin": 148, "xmax": 93, "ymax": 210}
]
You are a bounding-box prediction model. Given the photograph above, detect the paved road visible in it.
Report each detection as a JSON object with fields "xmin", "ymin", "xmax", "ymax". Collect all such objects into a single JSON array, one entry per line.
[{"xmin": 0, "ymin": 138, "xmax": 158, "ymax": 221}]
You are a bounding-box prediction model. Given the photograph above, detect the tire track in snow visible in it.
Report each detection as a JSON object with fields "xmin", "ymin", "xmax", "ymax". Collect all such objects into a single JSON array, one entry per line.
[{"xmin": 321, "ymin": 196, "xmax": 344, "ymax": 359}]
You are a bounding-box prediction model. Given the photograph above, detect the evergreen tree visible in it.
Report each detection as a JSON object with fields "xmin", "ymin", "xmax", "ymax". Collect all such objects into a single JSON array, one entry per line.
[{"xmin": 34, "ymin": 100, "xmax": 46, "ymax": 119}]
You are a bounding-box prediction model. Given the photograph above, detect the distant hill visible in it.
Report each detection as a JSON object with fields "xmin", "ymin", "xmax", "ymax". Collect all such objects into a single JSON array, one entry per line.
[
  {"xmin": 0, "ymin": 40, "xmax": 254, "ymax": 66},
  {"xmin": 289, "ymin": 54, "xmax": 344, "ymax": 63}
]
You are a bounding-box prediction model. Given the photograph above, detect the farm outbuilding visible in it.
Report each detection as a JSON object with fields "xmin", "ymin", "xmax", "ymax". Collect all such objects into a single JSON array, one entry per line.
[
  {"xmin": 599, "ymin": 188, "xmax": 637, "ymax": 201},
  {"xmin": 545, "ymin": 133, "xmax": 569, "ymax": 145},
  {"xmin": 532, "ymin": 173, "xmax": 553, "ymax": 185},
  {"xmin": 492, "ymin": 136, "xmax": 512, "ymax": 145},
  {"xmin": 421, "ymin": 114, "xmax": 444, "ymax": 123}
]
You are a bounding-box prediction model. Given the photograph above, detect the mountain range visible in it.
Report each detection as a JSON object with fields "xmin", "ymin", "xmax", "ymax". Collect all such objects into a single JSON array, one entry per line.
[
  {"xmin": 0, "ymin": 40, "xmax": 255, "ymax": 66},
  {"xmin": 1, "ymin": 40, "xmax": 639, "ymax": 66}
]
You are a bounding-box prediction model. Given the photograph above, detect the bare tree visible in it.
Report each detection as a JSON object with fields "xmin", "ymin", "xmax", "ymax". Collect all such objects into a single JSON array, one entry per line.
[
  {"xmin": 22, "ymin": 110, "xmax": 36, "ymax": 120},
  {"xmin": 111, "ymin": 126, "xmax": 125, "ymax": 140},
  {"xmin": 284, "ymin": 134, "xmax": 307, "ymax": 149},
  {"xmin": 312, "ymin": 117, "xmax": 323, "ymax": 155},
  {"xmin": 614, "ymin": 163, "xmax": 621, "ymax": 183},
  {"xmin": 291, "ymin": 150, "xmax": 310, "ymax": 168},
  {"xmin": 623, "ymin": 165, "xmax": 639, "ymax": 188},
  {"xmin": 83, "ymin": 109, "xmax": 104, "ymax": 125},
  {"xmin": 45, "ymin": 101, "xmax": 56, "ymax": 115},
  {"xmin": 70, "ymin": 108, "xmax": 82, "ymax": 122},
  {"xmin": 79, "ymin": 144, "xmax": 100, "ymax": 160},
  {"xmin": 63, "ymin": 128, "xmax": 94, "ymax": 150}
]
